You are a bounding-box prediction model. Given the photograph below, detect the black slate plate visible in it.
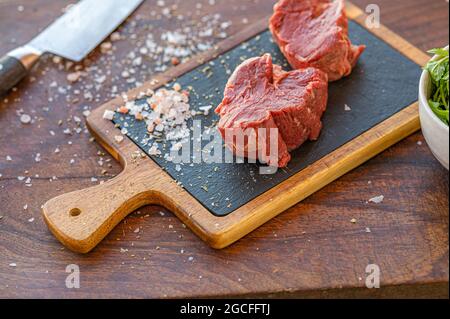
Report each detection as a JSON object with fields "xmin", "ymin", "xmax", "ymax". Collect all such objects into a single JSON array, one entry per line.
[{"xmin": 113, "ymin": 21, "xmax": 421, "ymax": 217}]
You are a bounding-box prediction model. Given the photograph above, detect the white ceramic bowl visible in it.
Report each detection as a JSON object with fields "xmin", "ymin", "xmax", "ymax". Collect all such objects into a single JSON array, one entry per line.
[{"xmin": 418, "ymin": 46, "xmax": 449, "ymax": 170}]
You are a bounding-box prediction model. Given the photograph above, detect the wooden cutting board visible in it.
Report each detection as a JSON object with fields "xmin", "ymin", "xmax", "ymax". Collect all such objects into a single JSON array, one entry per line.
[{"xmin": 42, "ymin": 3, "xmax": 430, "ymax": 253}]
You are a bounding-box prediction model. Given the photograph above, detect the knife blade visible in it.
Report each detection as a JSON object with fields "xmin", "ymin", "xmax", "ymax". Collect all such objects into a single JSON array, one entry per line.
[{"xmin": 0, "ymin": 0, "xmax": 144, "ymax": 97}]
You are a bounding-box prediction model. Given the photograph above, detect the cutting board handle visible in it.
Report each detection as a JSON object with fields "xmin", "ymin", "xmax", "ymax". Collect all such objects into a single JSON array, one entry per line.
[{"xmin": 42, "ymin": 166, "xmax": 183, "ymax": 253}]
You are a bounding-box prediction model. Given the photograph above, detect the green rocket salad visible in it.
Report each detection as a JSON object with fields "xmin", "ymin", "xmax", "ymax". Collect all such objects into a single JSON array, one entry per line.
[{"xmin": 424, "ymin": 47, "xmax": 449, "ymax": 125}]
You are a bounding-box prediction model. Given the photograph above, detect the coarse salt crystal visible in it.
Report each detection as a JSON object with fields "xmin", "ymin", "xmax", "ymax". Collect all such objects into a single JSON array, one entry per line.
[
  {"xmin": 369, "ymin": 195, "xmax": 384, "ymax": 204},
  {"xmin": 114, "ymin": 135, "xmax": 124, "ymax": 143},
  {"xmin": 221, "ymin": 21, "xmax": 232, "ymax": 29},
  {"xmin": 133, "ymin": 57, "xmax": 143, "ymax": 66},
  {"xmin": 67, "ymin": 72, "xmax": 81, "ymax": 83},
  {"xmin": 139, "ymin": 47, "xmax": 148, "ymax": 55},
  {"xmin": 173, "ymin": 83, "xmax": 181, "ymax": 91},
  {"xmin": 155, "ymin": 124, "xmax": 164, "ymax": 132},
  {"xmin": 52, "ymin": 56, "xmax": 62, "ymax": 64},
  {"xmin": 20, "ymin": 114, "xmax": 31, "ymax": 124},
  {"xmin": 82, "ymin": 110, "xmax": 91, "ymax": 117},
  {"xmin": 100, "ymin": 42, "xmax": 112, "ymax": 53},
  {"xmin": 110, "ymin": 32, "xmax": 121, "ymax": 42},
  {"xmin": 103, "ymin": 110, "xmax": 115, "ymax": 120},
  {"xmin": 149, "ymin": 144, "xmax": 161, "ymax": 156},
  {"xmin": 199, "ymin": 105, "xmax": 213, "ymax": 115},
  {"xmin": 162, "ymin": 7, "xmax": 170, "ymax": 15},
  {"xmin": 95, "ymin": 75, "xmax": 106, "ymax": 84}
]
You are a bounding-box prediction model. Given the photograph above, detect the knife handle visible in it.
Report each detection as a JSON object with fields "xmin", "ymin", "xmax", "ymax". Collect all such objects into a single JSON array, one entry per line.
[{"xmin": 0, "ymin": 46, "xmax": 41, "ymax": 97}]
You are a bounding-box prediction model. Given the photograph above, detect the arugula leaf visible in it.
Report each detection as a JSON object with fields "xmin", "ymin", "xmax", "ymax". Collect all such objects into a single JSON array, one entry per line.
[
  {"xmin": 428, "ymin": 48, "xmax": 449, "ymax": 57},
  {"xmin": 424, "ymin": 47, "xmax": 449, "ymax": 125},
  {"xmin": 428, "ymin": 100, "xmax": 449, "ymax": 124}
]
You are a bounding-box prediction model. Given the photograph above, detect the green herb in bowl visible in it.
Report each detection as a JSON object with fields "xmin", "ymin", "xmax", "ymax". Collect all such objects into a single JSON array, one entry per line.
[{"xmin": 424, "ymin": 47, "xmax": 449, "ymax": 125}]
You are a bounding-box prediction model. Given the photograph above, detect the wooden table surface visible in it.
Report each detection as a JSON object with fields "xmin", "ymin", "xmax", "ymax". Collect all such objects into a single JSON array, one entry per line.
[{"xmin": 0, "ymin": 0, "xmax": 448, "ymax": 299}]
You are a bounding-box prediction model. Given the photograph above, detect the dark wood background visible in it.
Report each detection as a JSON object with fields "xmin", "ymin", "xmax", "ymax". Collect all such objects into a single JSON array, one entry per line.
[{"xmin": 0, "ymin": 0, "xmax": 448, "ymax": 298}]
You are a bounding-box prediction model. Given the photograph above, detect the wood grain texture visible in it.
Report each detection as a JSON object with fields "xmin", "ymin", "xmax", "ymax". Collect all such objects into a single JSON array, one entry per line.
[
  {"xmin": 43, "ymin": 2, "xmax": 430, "ymax": 253},
  {"xmin": 0, "ymin": 0, "xmax": 448, "ymax": 299},
  {"xmin": 43, "ymin": 4, "xmax": 428, "ymax": 253}
]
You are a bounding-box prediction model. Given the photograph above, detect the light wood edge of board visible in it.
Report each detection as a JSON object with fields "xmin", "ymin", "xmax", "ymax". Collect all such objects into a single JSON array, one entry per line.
[{"xmin": 42, "ymin": 2, "xmax": 428, "ymax": 253}]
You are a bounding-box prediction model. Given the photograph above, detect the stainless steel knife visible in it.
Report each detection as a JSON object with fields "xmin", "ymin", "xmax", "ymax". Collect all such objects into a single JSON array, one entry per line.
[{"xmin": 0, "ymin": 0, "xmax": 144, "ymax": 96}]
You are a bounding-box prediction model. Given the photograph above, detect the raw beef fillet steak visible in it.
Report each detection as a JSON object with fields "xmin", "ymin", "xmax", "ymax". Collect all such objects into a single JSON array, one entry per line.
[
  {"xmin": 215, "ymin": 54, "xmax": 328, "ymax": 167},
  {"xmin": 269, "ymin": 0, "xmax": 365, "ymax": 81}
]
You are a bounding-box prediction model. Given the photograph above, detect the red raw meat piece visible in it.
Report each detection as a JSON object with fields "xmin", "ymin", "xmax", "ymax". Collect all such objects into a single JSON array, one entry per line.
[
  {"xmin": 270, "ymin": 0, "xmax": 365, "ymax": 81},
  {"xmin": 216, "ymin": 54, "xmax": 328, "ymax": 167}
]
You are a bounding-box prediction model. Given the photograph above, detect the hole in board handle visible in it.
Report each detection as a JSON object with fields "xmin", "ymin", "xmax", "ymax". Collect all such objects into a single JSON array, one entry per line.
[{"xmin": 69, "ymin": 208, "xmax": 82, "ymax": 217}]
